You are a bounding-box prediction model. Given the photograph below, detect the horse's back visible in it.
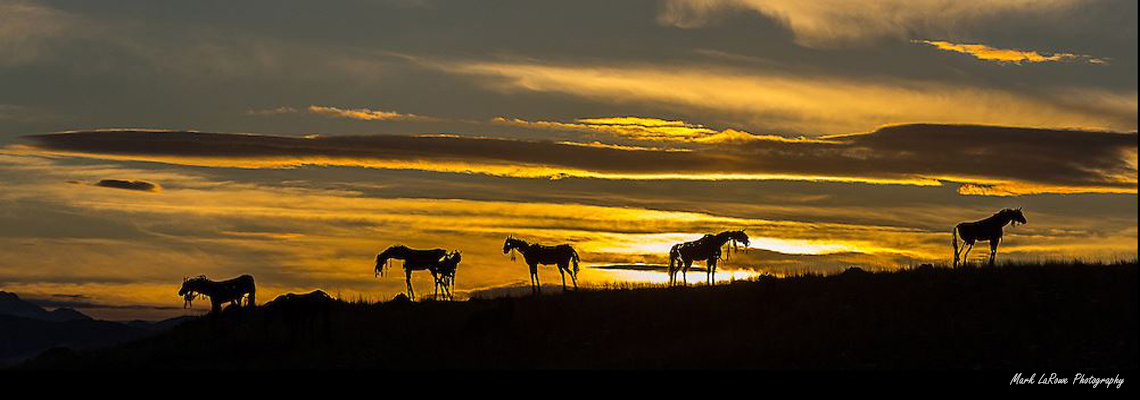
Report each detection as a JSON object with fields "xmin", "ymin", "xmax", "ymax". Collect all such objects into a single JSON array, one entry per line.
[{"xmin": 409, "ymin": 248, "xmax": 448, "ymax": 261}]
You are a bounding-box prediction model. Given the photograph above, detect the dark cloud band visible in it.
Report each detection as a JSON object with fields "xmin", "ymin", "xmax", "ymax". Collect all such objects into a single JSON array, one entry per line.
[
  {"xmin": 21, "ymin": 124, "xmax": 1138, "ymax": 195},
  {"xmin": 94, "ymin": 179, "xmax": 161, "ymax": 192}
]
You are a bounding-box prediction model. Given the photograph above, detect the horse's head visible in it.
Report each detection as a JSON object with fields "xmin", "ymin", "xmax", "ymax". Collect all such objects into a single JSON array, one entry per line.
[
  {"xmin": 178, "ymin": 276, "xmax": 202, "ymax": 296},
  {"xmin": 503, "ymin": 236, "xmax": 522, "ymax": 254},
  {"xmin": 446, "ymin": 250, "xmax": 462, "ymax": 266},
  {"xmin": 178, "ymin": 276, "xmax": 206, "ymax": 308},
  {"xmin": 375, "ymin": 245, "xmax": 404, "ymax": 277},
  {"xmin": 374, "ymin": 253, "xmax": 386, "ymax": 277},
  {"xmin": 729, "ymin": 230, "xmax": 750, "ymax": 247},
  {"xmin": 1009, "ymin": 208, "xmax": 1027, "ymax": 226},
  {"xmin": 442, "ymin": 251, "xmax": 462, "ymax": 279}
]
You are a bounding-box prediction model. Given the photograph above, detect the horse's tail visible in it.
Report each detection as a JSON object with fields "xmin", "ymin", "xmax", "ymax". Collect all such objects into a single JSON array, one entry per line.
[
  {"xmin": 246, "ymin": 275, "xmax": 256, "ymax": 307},
  {"xmin": 951, "ymin": 225, "xmax": 959, "ymax": 267},
  {"xmin": 669, "ymin": 244, "xmax": 680, "ymax": 272},
  {"xmin": 570, "ymin": 247, "xmax": 580, "ymax": 274}
]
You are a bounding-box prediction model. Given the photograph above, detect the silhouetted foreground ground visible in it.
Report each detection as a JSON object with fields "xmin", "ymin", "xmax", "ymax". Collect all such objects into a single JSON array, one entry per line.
[{"xmin": 21, "ymin": 261, "xmax": 1138, "ymax": 369}]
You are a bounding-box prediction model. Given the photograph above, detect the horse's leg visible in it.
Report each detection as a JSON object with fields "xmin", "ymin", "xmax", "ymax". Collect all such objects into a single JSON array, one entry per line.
[
  {"xmin": 708, "ymin": 258, "xmax": 717, "ymax": 285},
  {"xmin": 559, "ymin": 263, "xmax": 567, "ymax": 292},
  {"xmin": 570, "ymin": 267, "xmax": 578, "ymax": 290},
  {"xmin": 532, "ymin": 264, "xmax": 541, "ymax": 295},
  {"xmin": 405, "ymin": 269, "xmax": 415, "ymax": 300},
  {"xmin": 961, "ymin": 241, "xmax": 974, "ymax": 265},
  {"xmin": 529, "ymin": 269, "xmax": 536, "ymax": 295},
  {"xmin": 432, "ymin": 271, "xmax": 440, "ymax": 300},
  {"xmin": 683, "ymin": 259, "xmax": 692, "ymax": 286},
  {"xmin": 989, "ymin": 239, "xmax": 999, "ymax": 266},
  {"xmin": 952, "ymin": 228, "xmax": 960, "ymax": 267}
]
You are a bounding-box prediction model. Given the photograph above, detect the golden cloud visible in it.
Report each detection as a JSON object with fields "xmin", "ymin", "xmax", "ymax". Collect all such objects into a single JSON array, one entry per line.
[
  {"xmin": 247, "ymin": 105, "xmax": 435, "ymax": 121},
  {"xmin": 914, "ymin": 40, "xmax": 1108, "ymax": 65},
  {"xmin": 658, "ymin": 0, "xmax": 1087, "ymax": 47},
  {"xmin": 495, "ymin": 116, "xmax": 836, "ymax": 145},
  {"xmin": 307, "ymin": 105, "xmax": 434, "ymax": 121},
  {"xmin": 448, "ymin": 61, "xmax": 1136, "ymax": 135}
]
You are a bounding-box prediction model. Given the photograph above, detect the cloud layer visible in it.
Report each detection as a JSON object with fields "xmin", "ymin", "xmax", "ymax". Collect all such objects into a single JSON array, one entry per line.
[
  {"xmin": 658, "ymin": 0, "xmax": 1087, "ymax": 47},
  {"xmin": 444, "ymin": 61, "xmax": 1136, "ymax": 135},
  {"xmin": 18, "ymin": 124, "xmax": 1137, "ymax": 195}
]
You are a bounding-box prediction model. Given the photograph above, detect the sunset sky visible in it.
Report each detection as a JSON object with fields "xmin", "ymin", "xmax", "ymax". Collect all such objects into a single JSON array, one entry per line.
[{"xmin": 1, "ymin": 0, "xmax": 1136, "ymax": 320}]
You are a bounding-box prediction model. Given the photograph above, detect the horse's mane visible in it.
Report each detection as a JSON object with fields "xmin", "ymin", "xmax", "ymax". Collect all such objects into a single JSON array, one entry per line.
[
  {"xmin": 385, "ymin": 244, "xmax": 409, "ymax": 252},
  {"xmin": 182, "ymin": 275, "xmax": 209, "ymax": 308}
]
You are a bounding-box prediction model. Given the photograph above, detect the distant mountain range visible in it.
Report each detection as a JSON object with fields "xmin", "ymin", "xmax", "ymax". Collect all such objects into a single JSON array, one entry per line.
[
  {"xmin": 0, "ymin": 291, "xmax": 192, "ymax": 366},
  {"xmin": 0, "ymin": 291, "xmax": 93, "ymax": 322}
]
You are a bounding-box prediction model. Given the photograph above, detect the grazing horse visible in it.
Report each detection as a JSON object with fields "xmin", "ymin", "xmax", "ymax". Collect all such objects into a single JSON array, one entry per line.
[
  {"xmin": 953, "ymin": 208, "xmax": 1027, "ymax": 267},
  {"xmin": 178, "ymin": 275, "xmax": 256, "ymax": 314},
  {"xmin": 503, "ymin": 236, "xmax": 580, "ymax": 294},
  {"xmin": 668, "ymin": 230, "xmax": 749, "ymax": 286},
  {"xmin": 375, "ymin": 245, "xmax": 460, "ymax": 300}
]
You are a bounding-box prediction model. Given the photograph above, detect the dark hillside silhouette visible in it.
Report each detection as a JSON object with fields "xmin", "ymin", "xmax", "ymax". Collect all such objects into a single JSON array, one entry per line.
[{"xmin": 20, "ymin": 260, "xmax": 1136, "ymax": 370}]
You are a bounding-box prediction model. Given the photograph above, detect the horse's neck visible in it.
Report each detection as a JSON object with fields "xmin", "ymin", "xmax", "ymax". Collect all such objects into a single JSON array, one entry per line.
[
  {"xmin": 984, "ymin": 213, "xmax": 1012, "ymax": 227},
  {"xmin": 387, "ymin": 246, "xmax": 414, "ymax": 260},
  {"xmin": 707, "ymin": 232, "xmax": 733, "ymax": 247},
  {"xmin": 192, "ymin": 280, "xmax": 215, "ymax": 294}
]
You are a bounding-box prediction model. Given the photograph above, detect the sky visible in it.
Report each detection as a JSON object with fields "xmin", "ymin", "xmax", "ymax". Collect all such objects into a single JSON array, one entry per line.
[{"xmin": 0, "ymin": 0, "xmax": 1136, "ymax": 320}]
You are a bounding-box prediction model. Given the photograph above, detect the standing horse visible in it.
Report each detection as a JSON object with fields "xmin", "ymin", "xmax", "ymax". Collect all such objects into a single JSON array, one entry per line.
[
  {"xmin": 431, "ymin": 251, "xmax": 462, "ymax": 300},
  {"xmin": 178, "ymin": 274, "xmax": 256, "ymax": 314},
  {"xmin": 375, "ymin": 245, "xmax": 459, "ymax": 300},
  {"xmin": 503, "ymin": 236, "xmax": 580, "ymax": 294},
  {"xmin": 953, "ymin": 208, "xmax": 1027, "ymax": 267},
  {"xmin": 668, "ymin": 230, "xmax": 749, "ymax": 286}
]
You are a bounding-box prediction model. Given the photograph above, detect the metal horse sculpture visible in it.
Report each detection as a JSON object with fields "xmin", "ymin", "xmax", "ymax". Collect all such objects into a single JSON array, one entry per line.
[
  {"xmin": 953, "ymin": 208, "xmax": 1027, "ymax": 267},
  {"xmin": 178, "ymin": 274, "xmax": 256, "ymax": 314},
  {"xmin": 430, "ymin": 251, "xmax": 462, "ymax": 300},
  {"xmin": 375, "ymin": 245, "xmax": 461, "ymax": 300},
  {"xmin": 668, "ymin": 230, "xmax": 750, "ymax": 286},
  {"xmin": 503, "ymin": 236, "xmax": 580, "ymax": 294}
]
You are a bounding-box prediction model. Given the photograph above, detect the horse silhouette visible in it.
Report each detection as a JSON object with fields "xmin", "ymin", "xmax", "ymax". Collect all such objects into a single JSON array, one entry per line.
[
  {"xmin": 503, "ymin": 236, "xmax": 580, "ymax": 294},
  {"xmin": 375, "ymin": 245, "xmax": 461, "ymax": 300},
  {"xmin": 953, "ymin": 208, "xmax": 1027, "ymax": 267},
  {"xmin": 431, "ymin": 251, "xmax": 462, "ymax": 300},
  {"xmin": 178, "ymin": 274, "xmax": 256, "ymax": 314},
  {"xmin": 668, "ymin": 230, "xmax": 749, "ymax": 286}
]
